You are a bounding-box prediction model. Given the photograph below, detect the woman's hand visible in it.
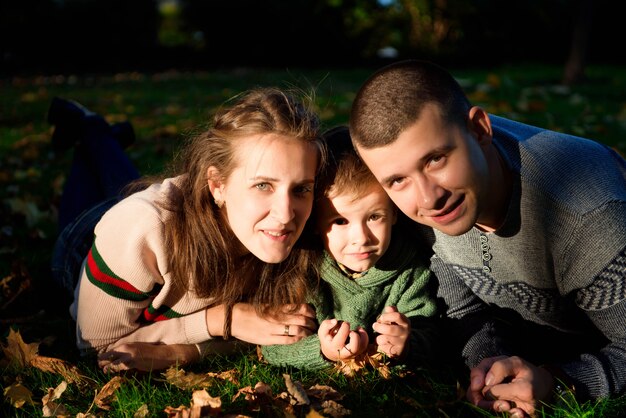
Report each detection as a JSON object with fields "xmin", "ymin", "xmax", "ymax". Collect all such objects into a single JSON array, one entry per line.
[
  {"xmin": 372, "ymin": 306, "xmax": 411, "ymax": 358},
  {"xmin": 206, "ymin": 303, "xmax": 317, "ymax": 345},
  {"xmin": 318, "ymin": 318, "xmax": 369, "ymax": 362},
  {"xmin": 98, "ymin": 342, "xmax": 200, "ymax": 373}
]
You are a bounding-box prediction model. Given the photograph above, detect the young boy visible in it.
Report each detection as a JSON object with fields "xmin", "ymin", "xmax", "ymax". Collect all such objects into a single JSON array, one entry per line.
[{"xmin": 261, "ymin": 126, "xmax": 438, "ymax": 370}]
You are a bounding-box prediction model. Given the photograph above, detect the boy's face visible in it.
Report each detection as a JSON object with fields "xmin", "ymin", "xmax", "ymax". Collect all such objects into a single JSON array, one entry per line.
[
  {"xmin": 355, "ymin": 104, "xmax": 491, "ymax": 236},
  {"xmin": 316, "ymin": 184, "xmax": 396, "ymax": 273}
]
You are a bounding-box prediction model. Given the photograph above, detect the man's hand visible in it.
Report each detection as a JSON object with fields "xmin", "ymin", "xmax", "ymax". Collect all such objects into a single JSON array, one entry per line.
[{"xmin": 467, "ymin": 355, "xmax": 555, "ymax": 417}]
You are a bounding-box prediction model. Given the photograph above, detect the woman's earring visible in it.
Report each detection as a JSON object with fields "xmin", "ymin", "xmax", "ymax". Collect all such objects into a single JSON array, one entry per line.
[{"xmin": 214, "ymin": 198, "xmax": 224, "ymax": 209}]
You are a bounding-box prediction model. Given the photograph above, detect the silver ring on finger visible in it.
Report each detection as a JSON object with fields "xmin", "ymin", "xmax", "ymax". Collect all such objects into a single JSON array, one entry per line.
[{"xmin": 284, "ymin": 324, "xmax": 290, "ymax": 336}]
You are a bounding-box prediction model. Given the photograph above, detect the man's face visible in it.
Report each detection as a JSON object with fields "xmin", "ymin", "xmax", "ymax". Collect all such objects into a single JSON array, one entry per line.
[{"xmin": 355, "ymin": 104, "xmax": 491, "ymax": 236}]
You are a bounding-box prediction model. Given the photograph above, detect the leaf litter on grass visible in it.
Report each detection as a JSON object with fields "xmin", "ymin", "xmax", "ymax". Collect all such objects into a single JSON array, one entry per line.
[{"xmin": 2, "ymin": 329, "xmax": 354, "ymax": 417}]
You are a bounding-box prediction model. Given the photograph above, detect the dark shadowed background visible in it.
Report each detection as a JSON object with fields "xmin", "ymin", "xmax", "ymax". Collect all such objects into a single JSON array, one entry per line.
[{"xmin": 1, "ymin": 0, "xmax": 622, "ymax": 84}]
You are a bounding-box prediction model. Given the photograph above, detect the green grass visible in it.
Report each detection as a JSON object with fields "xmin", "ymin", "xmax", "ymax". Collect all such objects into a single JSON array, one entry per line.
[{"xmin": 1, "ymin": 65, "xmax": 626, "ymax": 417}]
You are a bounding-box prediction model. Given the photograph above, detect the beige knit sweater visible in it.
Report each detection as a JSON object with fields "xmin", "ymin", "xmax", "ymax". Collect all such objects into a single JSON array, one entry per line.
[{"xmin": 69, "ymin": 177, "xmax": 222, "ymax": 356}]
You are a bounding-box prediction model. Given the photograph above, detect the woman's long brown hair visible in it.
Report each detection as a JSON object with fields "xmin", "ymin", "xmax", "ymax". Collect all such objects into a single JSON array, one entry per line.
[{"xmin": 130, "ymin": 87, "xmax": 325, "ymax": 317}]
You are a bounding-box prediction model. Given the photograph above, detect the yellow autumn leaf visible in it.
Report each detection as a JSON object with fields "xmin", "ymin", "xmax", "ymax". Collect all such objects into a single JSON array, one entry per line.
[
  {"xmin": 133, "ymin": 403, "xmax": 150, "ymax": 418},
  {"xmin": 1, "ymin": 328, "xmax": 39, "ymax": 368},
  {"xmin": 207, "ymin": 368, "xmax": 239, "ymax": 385},
  {"xmin": 3, "ymin": 382, "xmax": 35, "ymax": 408},
  {"xmin": 160, "ymin": 366, "xmax": 216, "ymax": 390},
  {"xmin": 365, "ymin": 350, "xmax": 392, "ymax": 379},
  {"xmin": 332, "ymin": 344, "xmax": 392, "ymax": 378},
  {"xmin": 332, "ymin": 355, "xmax": 366, "ymax": 377},
  {"xmin": 305, "ymin": 408, "xmax": 326, "ymax": 418}
]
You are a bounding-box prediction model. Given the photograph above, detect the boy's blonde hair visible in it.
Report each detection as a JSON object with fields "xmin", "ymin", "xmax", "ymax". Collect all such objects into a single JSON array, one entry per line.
[{"xmin": 317, "ymin": 125, "xmax": 381, "ymax": 202}]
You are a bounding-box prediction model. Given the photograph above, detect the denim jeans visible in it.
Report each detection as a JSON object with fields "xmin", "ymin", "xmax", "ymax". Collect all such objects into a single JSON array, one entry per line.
[
  {"xmin": 51, "ymin": 197, "xmax": 120, "ymax": 296},
  {"xmin": 51, "ymin": 114, "xmax": 139, "ymax": 297}
]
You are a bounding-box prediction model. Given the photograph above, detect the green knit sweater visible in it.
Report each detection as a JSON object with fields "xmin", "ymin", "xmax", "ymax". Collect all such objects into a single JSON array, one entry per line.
[{"xmin": 261, "ymin": 229, "xmax": 437, "ymax": 370}]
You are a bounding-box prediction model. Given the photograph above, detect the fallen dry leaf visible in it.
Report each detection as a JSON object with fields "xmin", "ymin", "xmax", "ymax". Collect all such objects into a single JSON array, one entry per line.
[
  {"xmin": 231, "ymin": 381, "xmax": 272, "ymax": 403},
  {"xmin": 1, "ymin": 328, "xmax": 39, "ymax": 368},
  {"xmin": 207, "ymin": 368, "xmax": 239, "ymax": 385},
  {"xmin": 283, "ymin": 374, "xmax": 309, "ymax": 405},
  {"xmin": 319, "ymin": 399, "xmax": 351, "ymax": 418},
  {"xmin": 31, "ymin": 355, "xmax": 96, "ymax": 388},
  {"xmin": 233, "ymin": 381, "xmax": 288, "ymax": 416},
  {"xmin": 160, "ymin": 366, "xmax": 217, "ymax": 390},
  {"xmin": 332, "ymin": 356, "xmax": 365, "ymax": 377},
  {"xmin": 191, "ymin": 389, "xmax": 222, "ymax": 416},
  {"xmin": 306, "ymin": 384, "xmax": 349, "ymax": 418},
  {"xmin": 306, "ymin": 384, "xmax": 343, "ymax": 402},
  {"xmin": 163, "ymin": 389, "xmax": 222, "ymax": 418},
  {"xmin": 232, "ymin": 385, "xmax": 253, "ymax": 403},
  {"xmin": 365, "ymin": 349, "xmax": 391, "ymax": 379},
  {"xmin": 304, "ymin": 408, "xmax": 326, "ymax": 418},
  {"xmin": 3, "ymin": 381, "xmax": 35, "ymax": 408},
  {"xmin": 164, "ymin": 404, "xmax": 191, "ymax": 418},
  {"xmin": 42, "ymin": 380, "xmax": 68, "ymax": 417},
  {"xmin": 134, "ymin": 403, "xmax": 150, "ymax": 417},
  {"xmin": 94, "ymin": 375, "xmax": 125, "ymax": 410},
  {"xmin": 332, "ymin": 344, "xmax": 392, "ymax": 378}
]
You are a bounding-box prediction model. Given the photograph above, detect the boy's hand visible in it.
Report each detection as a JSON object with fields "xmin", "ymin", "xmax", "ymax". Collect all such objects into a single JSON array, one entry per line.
[
  {"xmin": 372, "ymin": 306, "xmax": 411, "ymax": 358},
  {"xmin": 318, "ymin": 318, "xmax": 369, "ymax": 361}
]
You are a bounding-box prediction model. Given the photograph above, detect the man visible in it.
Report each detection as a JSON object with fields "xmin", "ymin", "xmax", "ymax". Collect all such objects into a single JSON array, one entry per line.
[{"xmin": 349, "ymin": 59, "xmax": 626, "ymax": 417}]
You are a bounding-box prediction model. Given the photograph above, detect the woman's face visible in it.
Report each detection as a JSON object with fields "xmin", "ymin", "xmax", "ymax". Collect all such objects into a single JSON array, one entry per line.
[{"xmin": 213, "ymin": 134, "xmax": 318, "ymax": 263}]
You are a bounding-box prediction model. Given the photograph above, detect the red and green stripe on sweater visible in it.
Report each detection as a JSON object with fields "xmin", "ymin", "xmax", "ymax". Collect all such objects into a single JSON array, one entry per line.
[{"xmin": 85, "ymin": 244, "xmax": 182, "ymax": 322}]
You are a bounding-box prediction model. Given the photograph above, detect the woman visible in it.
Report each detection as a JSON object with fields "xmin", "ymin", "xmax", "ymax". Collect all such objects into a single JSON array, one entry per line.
[{"xmin": 50, "ymin": 88, "xmax": 325, "ymax": 372}]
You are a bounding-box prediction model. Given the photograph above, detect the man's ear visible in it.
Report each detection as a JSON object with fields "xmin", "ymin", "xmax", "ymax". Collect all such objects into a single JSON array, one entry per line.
[
  {"xmin": 207, "ymin": 166, "xmax": 224, "ymax": 201},
  {"xmin": 467, "ymin": 106, "xmax": 493, "ymax": 146}
]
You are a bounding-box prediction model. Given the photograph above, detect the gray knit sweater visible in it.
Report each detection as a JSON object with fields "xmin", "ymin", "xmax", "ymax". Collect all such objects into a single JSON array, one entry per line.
[
  {"xmin": 426, "ymin": 115, "xmax": 626, "ymax": 400},
  {"xmin": 261, "ymin": 227, "xmax": 437, "ymax": 370}
]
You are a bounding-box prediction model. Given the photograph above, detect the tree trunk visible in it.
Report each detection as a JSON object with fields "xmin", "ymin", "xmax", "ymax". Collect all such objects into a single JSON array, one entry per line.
[{"xmin": 562, "ymin": 0, "xmax": 593, "ymax": 86}]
